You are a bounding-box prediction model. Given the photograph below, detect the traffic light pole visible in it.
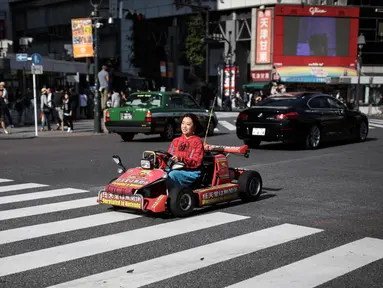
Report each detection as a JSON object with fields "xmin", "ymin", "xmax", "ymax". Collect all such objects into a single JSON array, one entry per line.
[{"xmin": 91, "ymin": 4, "xmax": 102, "ymax": 134}]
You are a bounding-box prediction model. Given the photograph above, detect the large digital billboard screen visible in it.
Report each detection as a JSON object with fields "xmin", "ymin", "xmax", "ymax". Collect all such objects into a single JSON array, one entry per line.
[
  {"xmin": 284, "ymin": 17, "xmax": 350, "ymax": 57},
  {"xmin": 272, "ymin": 5, "xmax": 360, "ymax": 67}
]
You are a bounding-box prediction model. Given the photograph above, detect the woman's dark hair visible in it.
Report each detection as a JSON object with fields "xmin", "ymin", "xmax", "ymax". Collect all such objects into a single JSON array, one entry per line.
[{"xmin": 181, "ymin": 113, "xmax": 204, "ymax": 135}]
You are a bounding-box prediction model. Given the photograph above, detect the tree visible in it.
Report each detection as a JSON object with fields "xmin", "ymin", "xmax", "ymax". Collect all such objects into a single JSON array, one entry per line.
[{"xmin": 184, "ymin": 13, "xmax": 205, "ymax": 72}]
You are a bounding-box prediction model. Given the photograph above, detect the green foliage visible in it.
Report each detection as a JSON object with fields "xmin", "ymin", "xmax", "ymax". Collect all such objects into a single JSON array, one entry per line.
[{"xmin": 184, "ymin": 13, "xmax": 205, "ymax": 67}]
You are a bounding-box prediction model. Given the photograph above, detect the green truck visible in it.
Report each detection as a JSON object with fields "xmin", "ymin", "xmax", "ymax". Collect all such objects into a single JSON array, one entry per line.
[{"xmin": 105, "ymin": 91, "xmax": 218, "ymax": 141}]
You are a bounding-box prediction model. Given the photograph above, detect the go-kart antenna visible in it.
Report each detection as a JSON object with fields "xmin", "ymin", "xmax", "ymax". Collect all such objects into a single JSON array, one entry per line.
[{"xmin": 203, "ymin": 94, "xmax": 218, "ymax": 146}]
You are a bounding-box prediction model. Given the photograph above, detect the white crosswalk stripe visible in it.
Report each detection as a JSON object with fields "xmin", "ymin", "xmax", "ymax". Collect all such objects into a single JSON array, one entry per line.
[{"xmin": 1, "ymin": 178, "xmax": 382, "ymax": 288}]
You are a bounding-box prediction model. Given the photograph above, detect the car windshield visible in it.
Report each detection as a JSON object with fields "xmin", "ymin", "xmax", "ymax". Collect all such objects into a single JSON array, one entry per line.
[
  {"xmin": 256, "ymin": 97, "xmax": 304, "ymax": 107},
  {"xmin": 125, "ymin": 93, "xmax": 162, "ymax": 107}
]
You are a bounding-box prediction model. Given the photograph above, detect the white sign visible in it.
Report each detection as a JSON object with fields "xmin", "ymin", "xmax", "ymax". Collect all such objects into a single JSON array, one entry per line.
[
  {"xmin": 309, "ymin": 7, "xmax": 327, "ymax": 15},
  {"xmin": 31, "ymin": 65, "xmax": 43, "ymax": 75}
]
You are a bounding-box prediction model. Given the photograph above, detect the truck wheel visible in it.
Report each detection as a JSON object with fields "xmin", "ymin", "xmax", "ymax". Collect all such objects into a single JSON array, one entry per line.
[
  {"xmin": 238, "ymin": 170, "xmax": 262, "ymax": 202},
  {"xmin": 120, "ymin": 133, "xmax": 135, "ymax": 142},
  {"xmin": 167, "ymin": 186, "xmax": 196, "ymax": 217}
]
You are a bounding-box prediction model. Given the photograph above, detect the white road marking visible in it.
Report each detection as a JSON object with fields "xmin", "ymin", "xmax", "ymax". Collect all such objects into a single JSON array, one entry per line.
[
  {"xmin": 0, "ymin": 178, "xmax": 13, "ymax": 183},
  {"xmin": 0, "ymin": 212, "xmax": 142, "ymax": 245},
  {"xmin": 0, "ymin": 183, "xmax": 48, "ymax": 193},
  {"xmin": 0, "ymin": 197, "xmax": 97, "ymax": 221},
  {"xmin": 369, "ymin": 126, "xmax": 375, "ymax": 129},
  {"xmin": 220, "ymin": 120, "xmax": 237, "ymax": 131},
  {"xmin": 50, "ymin": 224, "xmax": 322, "ymax": 288},
  {"xmin": 0, "ymin": 188, "xmax": 88, "ymax": 204},
  {"xmin": 0, "ymin": 212, "xmax": 248, "ymax": 277},
  {"xmin": 369, "ymin": 122, "xmax": 383, "ymax": 128},
  {"xmin": 226, "ymin": 237, "xmax": 383, "ymax": 288}
]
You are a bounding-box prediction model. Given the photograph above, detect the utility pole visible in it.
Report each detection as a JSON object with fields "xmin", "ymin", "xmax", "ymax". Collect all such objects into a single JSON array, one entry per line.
[{"xmin": 90, "ymin": 0, "xmax": 102, "ymax": 133}]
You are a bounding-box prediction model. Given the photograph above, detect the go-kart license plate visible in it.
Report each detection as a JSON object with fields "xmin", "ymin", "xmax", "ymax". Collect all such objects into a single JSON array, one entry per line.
[
  {"xmin": 120, "ymin": 112, "xmax": 133, "ymax": 120},
  {"xmin": 99, "ymin": 191, "xmax": 143, "ymax": 209},
  {"xmin": 252, "ymin": 128, "xmax": 266, "ymax": 136}
]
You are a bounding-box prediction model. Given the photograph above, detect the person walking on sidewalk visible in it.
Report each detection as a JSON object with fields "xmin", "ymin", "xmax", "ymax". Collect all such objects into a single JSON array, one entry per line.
[
  {"xmin": 62, "ymin": 92, "xmax": 74, "ymax": 133},
  {"xmin": 0, "ymin": 89, "xmax": 9, "ymax": 134},
  {"xmin": 0, "ymin": 82, "xmax": 14, "ymax": 128},
  {"xmin": 40, "ymin": 88, "xmax": 52, "ymax": 131}
]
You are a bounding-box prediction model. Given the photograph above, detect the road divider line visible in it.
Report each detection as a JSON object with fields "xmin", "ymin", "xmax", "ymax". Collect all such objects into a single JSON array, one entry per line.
[
  {"xmin": 0, "ymin": 188, "xmax": 89, "ymax": 205},
  {"xmin": 0, "ymin": 178, "xmax": 13, "ymax": 183},
  {"xmin": 0, "ymin": 212, "xmax": 142, "ymax": 245},
  {"xmin": 226, "ymin": 237, "xmax": 383, "ymax": 288},
  {"xmin": 0, "ymin": 183, "xmax": 48, "ymax": 193},
  {"xmin": 50, "ymin": 223, "xmax": 322, "ymax": 288},
  {"xmin": 0, "ymin": 212, "xmax": 248, "ymax": 277},
  {"xmin": 220, "ymin": 120, "xmax": 237, "ymax": 131},
  {"xmin": 369, "ymin": 126, "xmax": 375, "ymax": 129},
  {"xmin": 0, "ymin": 197, "xmax": 97, "ymax": 221}
]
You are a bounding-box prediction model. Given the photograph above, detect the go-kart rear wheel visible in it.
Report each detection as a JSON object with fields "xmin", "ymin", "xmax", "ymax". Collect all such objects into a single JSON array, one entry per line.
[
  {"xmin": 238, "ymin": 171, "xmax": 263, "ymax": 202},
  {"xmin": 167, "ymin": 187, "xmax": 196, "ymax": 218}
]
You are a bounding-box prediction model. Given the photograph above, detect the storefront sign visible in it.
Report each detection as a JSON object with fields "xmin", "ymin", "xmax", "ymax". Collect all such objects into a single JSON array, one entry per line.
[
  {"xmin": 224, "ymin": 66, "xmax": 236, "ymax": 97},
  {"xmin": 251, "ymin": 70, "xmax": 271, "ymax": 81},
  {"xmin": 71, "ymin": 18, "xmax": 94, "ymax": 58},
  {"xmin": 256, "ymin": 9, "xmax": 272, "ymax": 64},
  {"xmin": 309, "ymin": 7, "xmax": 327, "ymax": 15}
]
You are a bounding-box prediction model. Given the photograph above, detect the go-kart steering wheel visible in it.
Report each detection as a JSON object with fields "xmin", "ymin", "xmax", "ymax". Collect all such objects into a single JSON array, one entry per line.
[{"xmin": 154, "ymin": 150, "xmax": 174, "ymax": 169}]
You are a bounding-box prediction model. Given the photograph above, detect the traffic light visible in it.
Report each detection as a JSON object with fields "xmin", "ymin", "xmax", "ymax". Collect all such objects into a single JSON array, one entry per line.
[{"xmin": 125, "ymin": 10, "xmax": 144, "ymax": 21}]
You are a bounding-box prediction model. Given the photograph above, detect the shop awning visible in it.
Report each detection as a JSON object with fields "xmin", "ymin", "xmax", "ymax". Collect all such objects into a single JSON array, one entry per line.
[
  {"xmin": 242, "ymin": 82, "xmax": 269, "ymax": 89},
  {"xmin": 275, "ymin": 66, "xmax": 357, "ymax": 83}
]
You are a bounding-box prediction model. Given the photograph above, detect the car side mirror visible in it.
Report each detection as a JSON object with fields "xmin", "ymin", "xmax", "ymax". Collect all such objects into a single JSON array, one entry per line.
[{"xmin": 112, "ymin": 155, "xmax": 122, "ymax": 165}]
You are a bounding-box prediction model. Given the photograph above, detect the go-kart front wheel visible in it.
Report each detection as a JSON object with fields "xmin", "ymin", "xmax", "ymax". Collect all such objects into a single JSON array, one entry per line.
[
  {"xmin": 238, "ymin": 170, "xmax": 263, "ymax": 202},
  {"xmin": 167, "ymin": 187, "xmax": 196, "ymax": 218}
]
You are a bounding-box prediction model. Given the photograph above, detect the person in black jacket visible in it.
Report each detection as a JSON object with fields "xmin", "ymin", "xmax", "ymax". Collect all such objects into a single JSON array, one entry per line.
[{"xmin": 62, "ymin": 92, "xmax": 73, "ymax": 133}]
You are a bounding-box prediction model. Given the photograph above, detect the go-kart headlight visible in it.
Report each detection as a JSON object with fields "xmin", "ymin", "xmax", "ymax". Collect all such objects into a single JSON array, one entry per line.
[{"xmin": 141, "ymin": 159, "xmax": 152, "ymax": 169}]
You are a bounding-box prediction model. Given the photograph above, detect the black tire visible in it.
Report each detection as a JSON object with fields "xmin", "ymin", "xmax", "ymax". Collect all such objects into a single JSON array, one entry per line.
[
  {"xmin": 167, "ymin": 186, "xmax": 196, "ymax": 217},
  {"xmin": 244, "ymin": 139, "xmax": 261, "ymax": 149},
  {"xmin": 161, "ymin": 122, "xmax": 175, "ymax": 141},
  {"xmin": 238, "ymin": 170, "xmax": 263, "ymax": 202},
  {"xmin": 356, "ymin": 120, "xmax": 368, "ymax": 142},
  {"xmin": 305, "ymin": 125, "xmax": 321, "ymax": 150},
  {"xmin": 120, "ymin": 133, "xmax": 135, "ymax": 142}
]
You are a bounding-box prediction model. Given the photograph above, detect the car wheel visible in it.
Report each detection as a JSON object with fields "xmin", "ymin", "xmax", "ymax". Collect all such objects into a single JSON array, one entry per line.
[
  {"xmin": 356, "ymin": 120, "xmax": 368, "ymax": 142},
  {"xmin": 244, "ymin": 139, "xmax": 261, "ymax": 149},
  {"xmin": 305, "ymin": 125, "xmax": 321, "ymax": 149},
  {"xmin": 238, "ymin": 170, "xmax": 263, "ymax": 202},
  {"xmin": 167, "ymin": 186, "xmax": 196, "ymax": 217},
  {"xmin": 120, "ymin": 133, "xmax": 135, "ymax": 142},
  {"xmin": 161, "ymin": 123, "xmax": 175, "ymax": 141}
]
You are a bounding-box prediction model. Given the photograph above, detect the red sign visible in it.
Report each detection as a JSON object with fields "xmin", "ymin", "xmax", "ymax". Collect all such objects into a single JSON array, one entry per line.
[
  {"xmin": 251, "ymin": 70, "xmax": 271, "ymax": 82},
  {"xmin": 273, "ymin": 5, "xmax": 360, "ymax": 67},
  {"xmin": 256, "ymin": 9, "xmax": 272, "ymax": 64}
]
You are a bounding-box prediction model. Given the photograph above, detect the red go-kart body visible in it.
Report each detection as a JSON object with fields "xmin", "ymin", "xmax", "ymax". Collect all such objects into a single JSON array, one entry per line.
[{"xmin": 97, "ymin": 144, "xmax": 262, "ymax": 217}]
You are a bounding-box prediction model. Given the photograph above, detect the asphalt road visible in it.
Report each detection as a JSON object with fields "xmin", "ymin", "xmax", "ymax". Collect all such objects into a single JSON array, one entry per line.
[{"xmin": 0, "ymin": 117, "xmax": 383, "ymax": 288}]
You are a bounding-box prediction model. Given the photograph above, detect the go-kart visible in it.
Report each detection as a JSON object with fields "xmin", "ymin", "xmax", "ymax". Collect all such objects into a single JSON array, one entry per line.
[{"xmin": 97, "ymin": 144, "xmax": 262, "ymax": 217}]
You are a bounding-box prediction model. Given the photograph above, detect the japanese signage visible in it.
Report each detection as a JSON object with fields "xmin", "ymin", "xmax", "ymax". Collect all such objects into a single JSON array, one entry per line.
[
  {"xmin": 99, "ymin": 191, "xmax": 143, "ymax": 209},
  {"xmin": 224, "ymin": 66, "xmax": 236, "ymax": 97},
  {"xmin": 201, "ymin": 186, "xmax": 239, "ymax": 205},
  {"xmin": 71, "ymin": 18, "xmax": 94, "ymax": 58},
  {"xmin": 251, "ymin": 70, "xmax": 271, "ymax": 82},
  {"xmin": 256, "ymin": 9, "xmax": 272, "ymax": 64}
]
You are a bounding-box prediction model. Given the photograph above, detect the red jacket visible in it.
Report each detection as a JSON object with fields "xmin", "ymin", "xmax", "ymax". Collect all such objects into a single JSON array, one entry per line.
[{"xmin": 168, "ymin": 134, "xmax": 204, "ymax": 169}]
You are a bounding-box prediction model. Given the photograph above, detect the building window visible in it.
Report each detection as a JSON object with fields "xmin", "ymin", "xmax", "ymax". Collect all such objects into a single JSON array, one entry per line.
[{"xmin": 0, "ymin": 20, "xmax": 5, "ymax": 39}]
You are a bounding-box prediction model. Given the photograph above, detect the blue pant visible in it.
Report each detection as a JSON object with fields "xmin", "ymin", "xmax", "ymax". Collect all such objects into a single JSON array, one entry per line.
[{"xmin": 168, "ymin": 170, "xmax": 201, "ymax": 188}]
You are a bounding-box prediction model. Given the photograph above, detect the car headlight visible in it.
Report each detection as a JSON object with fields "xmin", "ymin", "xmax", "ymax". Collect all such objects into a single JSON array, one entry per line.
[{"xmin": 141, "ymin": 159, "xmax": 152, "ymax": 169}]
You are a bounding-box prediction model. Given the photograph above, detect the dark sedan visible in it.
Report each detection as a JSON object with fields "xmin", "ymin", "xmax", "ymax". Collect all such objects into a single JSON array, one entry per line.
[{"xmin": 236, "ymin": 92, "xmax": 369, "ymax": 149}]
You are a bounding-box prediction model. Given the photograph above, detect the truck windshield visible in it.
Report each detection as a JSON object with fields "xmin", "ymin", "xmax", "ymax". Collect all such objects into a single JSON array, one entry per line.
[{"xmin": 125, "ymin": 94, "xmax": 162, "ymax": 107}]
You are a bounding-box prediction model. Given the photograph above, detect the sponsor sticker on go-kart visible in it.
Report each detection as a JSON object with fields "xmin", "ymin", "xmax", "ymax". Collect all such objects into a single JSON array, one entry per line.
[{"xmin": 98, "ymin": 191, "xmax": 143, "ymax": 209}]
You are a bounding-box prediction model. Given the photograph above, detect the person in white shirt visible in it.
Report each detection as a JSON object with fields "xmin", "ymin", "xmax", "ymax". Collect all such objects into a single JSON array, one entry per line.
[{"xmin": 111, "ymin": 89, "xmax": 120, "ymax": 108}]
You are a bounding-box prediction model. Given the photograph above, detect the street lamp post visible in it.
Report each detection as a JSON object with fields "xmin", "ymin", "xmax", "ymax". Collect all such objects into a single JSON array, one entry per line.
[
  {"xmin": 355, "ymin": 33, "xmax": 366, "ymax": 111},
  {"xmin": 90, "ymin": 0, "xmax": 102, "ymax": 133}
]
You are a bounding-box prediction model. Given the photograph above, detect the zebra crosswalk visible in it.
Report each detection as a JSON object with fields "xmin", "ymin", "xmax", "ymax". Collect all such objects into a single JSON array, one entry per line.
[
  {"xmin": 0, "ymin": 178, "xmax": 382, "ymax": 287},
  {"xmin": 369, "ymin": 118, "xmax": 383, "ymax": 130}
]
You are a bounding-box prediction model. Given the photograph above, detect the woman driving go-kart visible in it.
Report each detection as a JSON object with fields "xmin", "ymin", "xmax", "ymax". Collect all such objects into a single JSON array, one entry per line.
[{"xmin": 167, "ymin": 113, "xmax": 204, "ymax": 188}]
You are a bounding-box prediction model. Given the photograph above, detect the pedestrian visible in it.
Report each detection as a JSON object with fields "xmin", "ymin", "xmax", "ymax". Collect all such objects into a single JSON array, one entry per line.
[
  {"xmin": 0, "ymin": 82, "xmax": 14, "ymax": 128},
  {"xmin": 0, "ymin": 89, "xmax": 9, "ymax": 134},
  {"xmin": 62, "ymin": 92, "xmax": 73, "ymax": 133},
  {"xmin": 40, "ymin": 88, "xmax": 51, "ymax": 131},
  {"xmin": 111, "ymin": 88, "xmax": 120, "ymax": 108},
  {"xmin": 79, "ymin": 90, "xmax": 88, "ymax": 119}
]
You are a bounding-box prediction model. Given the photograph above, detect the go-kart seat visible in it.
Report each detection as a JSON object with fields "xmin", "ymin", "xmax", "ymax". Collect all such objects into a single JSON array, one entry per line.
[{"xmin": 190, "ymin": 152, "xmax": 215, "ymax": 189}]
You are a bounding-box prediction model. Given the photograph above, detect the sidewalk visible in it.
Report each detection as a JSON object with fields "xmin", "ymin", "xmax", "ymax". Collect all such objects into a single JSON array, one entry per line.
[{"xmin": 0, "ymin": 120, "xmax": 105, "ymax": 139}]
